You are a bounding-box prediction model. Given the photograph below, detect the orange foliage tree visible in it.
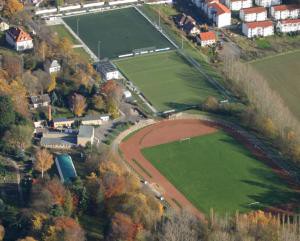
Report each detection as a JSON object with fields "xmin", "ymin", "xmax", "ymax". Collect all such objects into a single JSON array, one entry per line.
[
  {"xmin": 52, "ymin": 217, "xmax": 85, "ymax": 241},
  {"xmin": 45, "ymin": 178, "xmax": 66, "ymax": 206},
  {"xmin": 71, "ymin": 93, "xmax": 86, "ymax": 117},
  {"xmin": 109, "ymin": 212, "xmax": 140, "ymax": 241},
  {"xmin": 2, "ymin": 0, "xmax": 24, "ymax": 18}
]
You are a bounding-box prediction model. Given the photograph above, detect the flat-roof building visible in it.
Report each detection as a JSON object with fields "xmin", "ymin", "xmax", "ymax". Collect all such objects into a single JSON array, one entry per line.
[
  {"xmin": 77, "ymin": 125, "xmax": 94, "ymax": 146},
  {"xmin": 97, "ymin": 60, "xmax": 120, "ymax": 81}
]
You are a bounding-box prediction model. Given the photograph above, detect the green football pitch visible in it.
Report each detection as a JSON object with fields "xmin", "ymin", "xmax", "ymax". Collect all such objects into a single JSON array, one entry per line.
[
  {"xmin": 115, "ymin": 51, "xmax": 221, "ymax": 112},
  {"xmin": 251, "ymin": 51, "xmax": 300, "ymax": 120},
  {"xmin": 142, "ymin": 131, "xmax": 295, "ymax": 214},
  {"xmin": 63, "ymin": 7, "xmax": 172, "ymax": 59}
]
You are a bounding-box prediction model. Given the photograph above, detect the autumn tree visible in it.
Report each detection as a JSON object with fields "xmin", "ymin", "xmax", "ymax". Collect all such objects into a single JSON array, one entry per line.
[
  {"xmin": 30, "ymin": 212, "xmax": 48, "ymax": 233},
  {"xmin": 22, "ymin": 71, "xmax": 41, "ymax": 95},
  {"xmin": 71, "ymin": 69, "xmax": 89, "ymax": 87},
  {"xmin": 58, "ymin": 37, "xmax": 72, "ymax": 57},
  {"xmin": 0, "ymin": 225, "xmax": 4, "ymax": 241},
  {"xmin": 109, "ymin": 212, "xmax": 140, "ymax": 241},
  {"xmin": 17, "ymin": 237, "xmax": 37, "ymax": 241},
  {"xmin": 107, "ymin": 98, "xmax": 119, "ymax": 119},
  {"xmin": 92, "ymin": 95, "xmax": 106, "ymax": 111},
  {"xmin": 101, "ymin": 80, "xmax": 122, "ymax": 102},
  {"xmin": 202, "ymin": 96, "xmax": 219, "ymax": 112},
  {"xmin": 9, "ymin": 80, "xmax": 29, "ymax": 117},
  {"xmin": 156, "ymin": 211, "xmax": 207, "ymax": 241},
  {"xmin": 34, "ymin": 148, "xmax": 54, "ymax": 178},
  {"xmin": 33, "ymin": 70, "xmax": 51, "ymax": 93},
  {"xmin": 47, "ymin": 74, "xmax": 57, "ymax": 93},
  {"xmin": 2, "ymin": 0, "xmax": 24, "ymax": 18},
  {"xmin": 44, "ymin": 217, "xmax": 85, "ymax": 241},
  {"xmin": 5, "ymin": 124, "xmax": 33, "ymax": 150},
  {"xmin": 2, "ymin": 54, "xmax": 23, "ymax": 79},
  {"xmin": 0, "ymin": 95, "xmax": 15, "ymax": 133},
  {"xmin": 71, "ymin": 93, "xmax": 86, "ymax": 117}
]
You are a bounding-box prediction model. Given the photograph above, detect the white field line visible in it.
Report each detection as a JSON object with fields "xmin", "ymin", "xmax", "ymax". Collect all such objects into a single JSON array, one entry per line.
[{"xmin": 134, "ymin": 6, "xmax": 178, "ymax": 49}]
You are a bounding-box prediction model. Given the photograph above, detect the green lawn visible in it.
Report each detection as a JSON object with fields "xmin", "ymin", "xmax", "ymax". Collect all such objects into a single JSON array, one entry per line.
[
  {"xmin": 63, "ymin": 7, "xmax": 172, "ymax": 59},
  {"xmin": 115, "ymin": 51, "xmax": 221, "ymax": 112},
  {"xmin": 251, "ymin": 50, "xmax": 300, "ymax": 120},
  {"xmin": 142, "ymin": 131, "xmax": 296, "ymax": 215},
  {"xmin": 74, "ymin": 47, "xmax": 92, "ymax": 62},
  {"xmin": 49, "ymin": 25, "xmax": 79, "ymax": 45}
]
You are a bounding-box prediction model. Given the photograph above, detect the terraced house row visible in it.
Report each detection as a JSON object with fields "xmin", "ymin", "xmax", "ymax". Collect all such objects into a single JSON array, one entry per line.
[{"xmin": 192, "ymin": 0, "xmax": 300, "ymax": 38}]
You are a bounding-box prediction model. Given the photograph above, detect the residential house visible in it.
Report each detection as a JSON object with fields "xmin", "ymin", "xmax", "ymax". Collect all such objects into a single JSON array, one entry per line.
[
  {"xmin": 81, "ymin": 114, "xmax": 110, "ymax": 126},
  {"xmin": 207, "ymin": 2, "xmax": 231, "ymax": 28},
  {"xmin": 255, "ymin": 0, "xmax": 281, "ymax": 8},
  {"xmin": 44, "ymin": 59, "xmax": 61, "ymax": 74},
  {"xmin": 175, "ymin": 14, "xmax": 200, "ymax": 35},
  {"xmin": 276, "ymin": 18, "xmax": 300, "ymax": 32},
  {"xmin": 224, "ymin": 0, "xmax": 252, "ymax": 11},
  {"xmin": 30, "ymin": 94, "xmax": 51, "ymax": 109},
  {"xmin": 0, "ymin": 20, "xmax": 9, "ymax": 31},
  {"xmin": 77, "ymin": 125, "xmax": 94, "ymax": 146},
  {"xmin": 242, "ymin": 20, "xmax": 274, "ymax": 38},
  {"xmin": 5, "ymin": 27, "xmax": 33, "ymax": 51},
  {"xmin": 240, "ymin": 7, "xmax": 267, "ymax": 22},
  {"xmin": 53, "ymin": 118, "xmax": 75, "ymax": 128},
  {"xmin": 98, "ymin": 60, "xmax": 120, "ymax": 81},
  {"xmin": 270, "ymin": 4, "xmax": 300, "ymax": 20},
  {"xmin": 183, "ymin": 22, "xmax": 201, "ymax": 35},
  {"xmin": 197, "ymin": 31, "xmax": 217, "ymax": 46}
]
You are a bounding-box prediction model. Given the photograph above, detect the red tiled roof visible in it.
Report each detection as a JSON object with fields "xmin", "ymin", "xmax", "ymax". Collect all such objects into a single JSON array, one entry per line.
[
  {"xmin": 7, "ymin": 27, "xmax": 32, "ymax": 42},
  {"xmin": 241, "ymin": 6, "xmax": 266, "ymax": 14},
  {"xmin": 205, "ymin": 0, "xmax": 219, "ymax": 4},
  {"xmin": 209, "ymin": 2, "xmax": 231, "ymax": 15},
  {"xmin": 280, "ymin": 18, "xmax": 300, "ymax": 24},
  {"xmin": 272, "ymin": 4, "xmax": 300, "ymax": 12},
  {"xmin": 199, "ymin": 31, "xmax": 216, "ymax": 41},
  {"xmin": 246, "ymin": 20, "xmax": 273, "ymax": 28}
]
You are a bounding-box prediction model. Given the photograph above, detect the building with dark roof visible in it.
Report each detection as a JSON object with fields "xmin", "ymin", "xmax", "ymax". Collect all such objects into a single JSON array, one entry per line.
[
  {"xmin": 30, "ymin": 94, "xmax": 51, "ymax": 109},
  {"xmin": 97, "ymin": 60, "xmax": 120, "ymax": 81},
  {"xmin": 5, "ymin": 27, "xmax": 33, "ymax": 51}
]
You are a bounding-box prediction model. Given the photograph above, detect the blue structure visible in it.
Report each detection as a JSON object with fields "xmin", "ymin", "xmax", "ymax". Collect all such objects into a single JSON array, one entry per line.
[{"xmin": 55, "ymin": 154, "xmax": 77, "ymax": 183}]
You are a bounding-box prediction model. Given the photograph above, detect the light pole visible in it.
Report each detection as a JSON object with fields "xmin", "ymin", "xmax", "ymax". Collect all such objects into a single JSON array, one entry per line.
[
  {"xmin": 76, "ymin": 17, "xmax": 80, "ymax": 36},
  {"xmin": 98, "ymin": 40, "xmax": 101, "ymax": 61},
  {"xmin": 181, "ymin": 33, "xmax": 184, "ymax": 49},
  {"xmin": 158, "ymin": 7, "xmax": 161, "ymax": 30}
]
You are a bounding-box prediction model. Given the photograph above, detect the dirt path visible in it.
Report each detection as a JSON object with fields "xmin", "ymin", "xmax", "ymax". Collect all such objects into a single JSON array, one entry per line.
[{"xmin": 120, "ymin": 119, "xmax": 218, "ymax": 220}]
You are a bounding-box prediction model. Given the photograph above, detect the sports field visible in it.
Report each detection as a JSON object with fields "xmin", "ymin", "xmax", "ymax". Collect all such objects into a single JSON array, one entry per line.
[
  {"xmin": 251, "ymin": 51, "xmax": 300, "ymax": 120},
  {"xmin": 63, "ymin": 7, "xmax": 172, "ymax": 59},
  {"xmin": 142, "ymin": 131, "xmax": 292, "ymax": 214},
  {"xmin": 115, "ymin": 51, "xmax": 221, "ymax": 112}
]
